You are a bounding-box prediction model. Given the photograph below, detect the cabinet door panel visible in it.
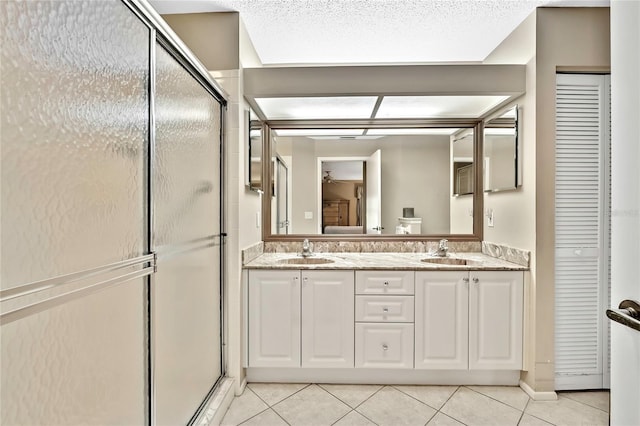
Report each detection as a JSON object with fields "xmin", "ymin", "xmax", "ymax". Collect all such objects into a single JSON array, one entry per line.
[
  {"xmin": 302, "ymin": 271, "xmax": 354, "ymax": 367},
  {"xmin": 248, "ymin": 270, "xmax": 301, "ymax": 367},
  {"xmin": 469, "ymin": 271, "xmax": 523, "ymax": 370},
  {"xmin": 415, "ymin": 271, "xmax": 469, "ymax": 369}
]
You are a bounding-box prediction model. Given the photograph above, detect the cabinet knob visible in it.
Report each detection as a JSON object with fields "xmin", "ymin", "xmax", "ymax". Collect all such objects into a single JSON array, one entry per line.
[
  {"xmin": 472, "ymin": 277, "xmax": 479, "ymax": 283},
  {"xmin": 382, "ymin": 307, "xmax": 389, "ymax": 313},
  {"xmin": 383, "ymin": 281, "xmax": 389, "ymax": 286},
  {"xmin": 463, "ymin": 277, "xmax": 469, "ymax": 283},
  {"xmin": 382, "ymin": 344, "xmax": 389, "ymax": 351},
  {"xmin": 303, "ymin": 277, "xmax": 308, "ymax": 282}
]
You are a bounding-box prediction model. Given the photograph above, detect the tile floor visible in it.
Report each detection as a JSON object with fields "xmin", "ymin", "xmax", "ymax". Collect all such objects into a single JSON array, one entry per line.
[{"xmin": 220, "ymin": 383, "xmax": 609, "ymax": 426}]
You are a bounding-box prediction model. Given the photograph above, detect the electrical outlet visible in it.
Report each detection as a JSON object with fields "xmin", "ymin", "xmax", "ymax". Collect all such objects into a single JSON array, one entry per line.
[
  {"xmin": 304, "ymin": 211, "xmax": 313, "ymax": 219},
  {"xmin": 255, "ymin": 212, "xmax": 261, "ymax": 228},
  {"xmin": 487, "ymin": 210, "xmax": 494, "ymax": 227}
]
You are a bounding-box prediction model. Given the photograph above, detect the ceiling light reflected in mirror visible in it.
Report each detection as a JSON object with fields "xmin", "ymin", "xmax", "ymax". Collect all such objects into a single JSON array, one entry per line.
[
  {"xmin": 255, "ymin": 95, "xmax": 512, "ymax": 121},
  {"xmin": 375, "ymin": 95, "xmax": 510, "ymax": 118},
  {"xmin": 255, "ymin": 96, "xmax": 378, "ymax": 119},
  {"xmin": 366, "ymin": 128, "xmax": 459, "ymax": 136},
  {"xmin": 273, "ymin": 129, "xmax": 366, "ymax": 137}
]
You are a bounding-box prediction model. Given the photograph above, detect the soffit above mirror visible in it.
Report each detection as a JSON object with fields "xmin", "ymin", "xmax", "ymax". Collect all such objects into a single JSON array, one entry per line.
[{"xmin": 244, "ymin": 64, "xmax": 525, "ymax": 122}]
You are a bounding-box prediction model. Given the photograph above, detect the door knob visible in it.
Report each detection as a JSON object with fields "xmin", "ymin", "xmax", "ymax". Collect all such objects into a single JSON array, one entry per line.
[{"xmin": 607, "ymin": 299, "xmax": 640, "ymax": 332}]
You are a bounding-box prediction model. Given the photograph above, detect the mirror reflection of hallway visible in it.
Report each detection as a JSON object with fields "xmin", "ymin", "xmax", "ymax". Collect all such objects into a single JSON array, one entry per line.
[{"xmin": 321, "ymin": 160, "xmax": 365, "ymax": 234}]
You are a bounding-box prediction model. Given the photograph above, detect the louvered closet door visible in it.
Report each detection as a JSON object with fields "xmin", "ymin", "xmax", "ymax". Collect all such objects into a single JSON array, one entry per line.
[{"xmin": 555, "ymin": 73, "xmax": 611, "ymax": 390}]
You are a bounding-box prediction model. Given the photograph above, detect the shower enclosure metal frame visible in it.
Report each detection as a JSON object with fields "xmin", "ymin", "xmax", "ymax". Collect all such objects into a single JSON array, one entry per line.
[
  {"xmin": 126, "ymin": 1, "xmax": 228, "ymax": 423},
  {"xmin": 1, "ymin": 0, "xmax": 228, "ymax": 424}
]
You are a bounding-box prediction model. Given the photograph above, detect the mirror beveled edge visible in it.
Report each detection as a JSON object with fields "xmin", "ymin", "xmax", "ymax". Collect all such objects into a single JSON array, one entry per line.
[{"xmin": 259, "ymin": 118, "xmax": 485, "ymax": 243}]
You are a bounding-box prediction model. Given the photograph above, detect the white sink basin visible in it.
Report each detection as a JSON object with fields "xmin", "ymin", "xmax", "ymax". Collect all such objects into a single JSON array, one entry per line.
[{"xmin": 421, "ymin": 257, "xmax": 480, "ymax": 266}]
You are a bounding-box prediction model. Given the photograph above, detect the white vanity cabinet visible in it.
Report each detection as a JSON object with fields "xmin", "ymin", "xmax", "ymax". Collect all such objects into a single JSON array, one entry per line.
[
  {"xmin": 469, "ymin": 271, "xmax": 523, "ymax": 370},
  {"xmin": 248, "ymin": 269, "xmax": 354, "ymax": 368},
  {"xmin": 248, "ymin": 270, "xmax": 301, "ymax": 367},
  {"xmin": 247, "ymin": 265, "xmax": 524, "ymax": 381},
  {"xmin": 415, "ymin": 271, "xmax": 469, "ymax": 369},
  {"xmin": 415, "ymin": 270, "xmax": 523, "ymax": 371},
  {"xmin": 355, "ymin": 271, "xmax": 415, "ymax": 369},
  {"xmin": 301, "ymin": 270, "xmax": 354, "ymax": 368}
]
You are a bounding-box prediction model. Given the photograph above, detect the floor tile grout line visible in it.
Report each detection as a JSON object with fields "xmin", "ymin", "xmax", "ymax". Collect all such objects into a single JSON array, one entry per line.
[
  {"xmin": 463, "ymin": 385, "xmax": 529, "ymax": 413},
  {"xmin": 271, "ymin": 407, "xmax": 292, "ymax": 426},
  {"xmin": 229, "ymin": 386, "xmax": 272, "ymax": 426},
  {"xmin": 273, "ymin": 383, "xmax": 353, "ymax": 425},
  {"xmin": 522, "ymin": 403, "xmax": 559, "ymax": 426},
  {"xmin": 318, "ymin": 383, "xmax": 384, "ymax": 411},
  {"xmin": 235, "ymin": 384, "xmax": 608, "ymax": 426},
  {"xmin": 236, "ymin": 406, "xmax": 272, "ymax": 426},
  {"xmin": 330, "ymin": 408, "xmax": 354, "ymax": 426},
  {"xmin": 244, "ymin": 384, "xmax": 272, "ymax": 408},
  {"xmin": 421, "ymin": 408, "xmax": 439, "ymax": 426},
  {"xmin": 516, "ymin": 397, "xmax": 532, "ymax": 426},
  {"xmin": 435, "ymin": 386, "xmax": 472, "ymax": 426},
  {"xmin": 262, "ymin": 383, "xmax": 312, "ymax": 409},
  {"xmin": 348, "ymin": 383, "xmax": 386, "ymax": 410},
  {"xmin": 333, "ymin": 409, "xmax": 380, "ymax": 426},
  {"xmin": 439, "ymin": 385, "xmax": 462, "ymax": 411},
  {"xmin": 524, "ymin": 413, "xmax": 556, "ymax": 426},
  {"xmin": 436, "ymin": 411, "xmax": 470, "ymax": 426},
  {"xmin": 356, "ymin": 410, "xmax": 381, "ymax": 426},
  {"xmin": 559, "ymin": 392, "xmax": 611, "ymax": 414},
  {"xmin": 391, "ymin": 384, "xmax": 450, "ymax": 412},
  {"xmin": 311, "ymin": 383, "xmax": 359, "ymax": 412}
]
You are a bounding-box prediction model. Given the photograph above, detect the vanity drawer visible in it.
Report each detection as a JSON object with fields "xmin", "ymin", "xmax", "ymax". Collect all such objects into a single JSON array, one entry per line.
[
  {"xmin": 355, "ymin": 296, "xmax": 414, "ymax": 322},
  {"xmin": 355, "ymin": 323, "xmax": 414, "ymax": 368},
  {"xmin": 355, "ymin": 271, "xmax": 414, "ymax": 295}
]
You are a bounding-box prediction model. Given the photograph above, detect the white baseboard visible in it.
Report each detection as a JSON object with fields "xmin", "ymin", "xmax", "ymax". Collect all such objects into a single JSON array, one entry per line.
[
  {"xmin": 519, "ymin": 380, "xmax": 558, "ymax": 401},
  {"xmin": 247, "ymin": 368, "xmax": 520, "ymax": 386},
  {"xmin": 239, "ymin": 377, "xmax": 248, "ymax": 394}
]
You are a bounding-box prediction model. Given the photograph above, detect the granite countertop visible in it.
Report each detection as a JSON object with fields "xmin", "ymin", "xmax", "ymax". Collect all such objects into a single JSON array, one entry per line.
[{"xmin": 243, "ymin": 252, "xmax": 528, "ymax": 271}]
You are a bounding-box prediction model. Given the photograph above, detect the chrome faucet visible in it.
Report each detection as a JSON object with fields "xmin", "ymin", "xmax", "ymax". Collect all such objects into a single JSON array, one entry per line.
[
  {"xmin": 435, "ymin": 239, "xmax": 449, "ymax": 257},
  {"xmin": 300, "ymin": 238, "xmax": 314, "ymax": 258}
]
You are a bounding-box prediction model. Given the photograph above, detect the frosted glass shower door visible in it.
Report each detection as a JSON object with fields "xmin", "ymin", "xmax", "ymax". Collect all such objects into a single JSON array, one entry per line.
[
  {"xmin": 1, "ymin": 1, "xmax": 150, "ymax": 424},
  {"xmin": 153, "ymin": 43, "xmax": 224, "ymax": 425}
]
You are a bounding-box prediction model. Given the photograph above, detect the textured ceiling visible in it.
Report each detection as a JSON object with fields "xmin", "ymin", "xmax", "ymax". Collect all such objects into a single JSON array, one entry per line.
[{"xmin": 149, "ymin": 0, "xmax": 608, "ymax": 65}]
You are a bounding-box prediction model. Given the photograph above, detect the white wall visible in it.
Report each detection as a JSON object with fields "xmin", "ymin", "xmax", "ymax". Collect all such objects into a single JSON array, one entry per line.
[
  {"xmin": 290, "ymin": 137, "xmax": 319, "ymax": 234},
  {"xmin": 209, "ymin": 16, "xmax": 264, "ymax": 396},
  {"xmin": 483, "ymin": 8, "xmax": 611, "ymax": 393}
]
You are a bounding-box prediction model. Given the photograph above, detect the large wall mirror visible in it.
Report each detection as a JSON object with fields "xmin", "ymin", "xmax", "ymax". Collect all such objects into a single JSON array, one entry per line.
[
  {"xmin": 261, "ymin": 122, "xmax": 483, "ymax": 240},
  {"xmin": 483, "ymin": 105, "xmax": 520, "ymax": 192}
]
